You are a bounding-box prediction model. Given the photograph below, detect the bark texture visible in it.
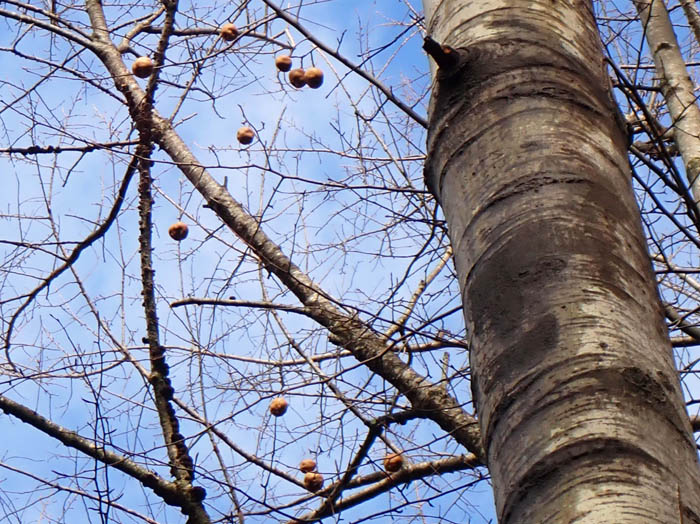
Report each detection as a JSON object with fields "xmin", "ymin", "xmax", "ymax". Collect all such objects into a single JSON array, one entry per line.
[
  {"xmin": 423, "ymin": 1, "xmax": 700, "ymax": 522},
  {"xmin": 680, "ymin": 0, "xmax": 700, "ymax": 49}
]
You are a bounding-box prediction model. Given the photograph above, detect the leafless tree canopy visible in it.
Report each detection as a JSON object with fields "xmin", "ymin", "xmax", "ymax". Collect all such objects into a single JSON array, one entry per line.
[{"xmin": 0, "ymin": 0, "xmax": 698, "ymax": 522}]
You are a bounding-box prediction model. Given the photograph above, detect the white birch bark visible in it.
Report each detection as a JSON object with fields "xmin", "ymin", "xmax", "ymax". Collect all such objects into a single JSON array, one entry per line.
[
  {"xmin": 679, "ymin": 0, "xmax": 700, "ymax": 47},
  {"xmin": 423, "ymin": 1, "xmax": 700, "ymax": 522}
]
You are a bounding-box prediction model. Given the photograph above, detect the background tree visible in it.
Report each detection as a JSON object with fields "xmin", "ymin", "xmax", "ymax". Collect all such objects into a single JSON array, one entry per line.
[{"xmin": 0, "ymin": 1, "xmax": 699, "ymax": 523}]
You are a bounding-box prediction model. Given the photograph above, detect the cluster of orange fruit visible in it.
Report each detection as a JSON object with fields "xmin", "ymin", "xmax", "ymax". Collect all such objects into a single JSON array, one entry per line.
[
  {"xmin": 299, "ymin": 458, "xmax": 324, "ymax": 492},
  {"xmin": 266, "ymin": 397, "xmax": 405, "ymax": 493},
  {"xmin": 218, "ymin": 22, "xmax": 324, "ymax": 90},
  {"xmin": 295, "ymin": 453, "xmax": 404, "ymax": 493},
  {"xmin": 274, "ymin": 55, "xmax": 324, "ymax": 89},
  {"xmin": 266, "ymin": 398, "xmax": 324, "ymax": 492},
  {"xmin": 131, "ymin": 23, "xmax": 324, "ymax": 152},
  {"xmin": 142, "ymin": 23, "xmax": 327, "ymax": 243}
]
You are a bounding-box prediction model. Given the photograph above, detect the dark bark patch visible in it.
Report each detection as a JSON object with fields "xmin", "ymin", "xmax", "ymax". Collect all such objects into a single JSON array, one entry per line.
[
  {"xmin": 621, "ymin": 366, "xmax": 668, "ymax": 404},
  {"xmin": 594, "ymin": 367, "xmax": 690, "ymax": 439},
  {"xmin": 683, "ymin": 505, "xmax": 700, "ymax": 524},
  {"xmin": 488, "ymin": 312, "xmax": 559, "ymax": 409},
  {"xmin": 468, "ymin": 222, "xmax": 567, "ymax": 338},
  {"xmin": 582, "ymin": 178, "xmax": 637, "ymax": 226}
]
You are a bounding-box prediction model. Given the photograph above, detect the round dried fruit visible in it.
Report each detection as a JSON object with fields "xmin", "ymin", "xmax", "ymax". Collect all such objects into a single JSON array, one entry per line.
[
  {"xmin": 132, "ymin": 56, "xmax": 154, "ymax": 79},
  {"xmin": 269, "ymin": 397, "xmax": 288, "ymax": 417},
  {"xmin": 236, "ymin": 126, "xmax": 255, "ymax": 145},
  {"xmin": 303, "ymin": 67, "xmax": 324, "ymax": 89},
  {"xmin": 383, "ymin": 453, "xmax": 403, "ymax": 472},
  {"xmin": 299, "ymin": 459, "xmax": 316, "ymax": 473},
  {"xmin": 275, "ymin": 55, "xmax": 293, "ymax": 72},
  {"xmin": 168, "ymin": 221, "xmax": 189, "ymax": 241},
  {"xmin": 303, "ymin": 472, "xmax": 324, "ymax": 492},
  {"xmin": 288, "ymin": 68, "xmax": 306, "ymax": 89},
  {"xmin": 220, "ymin": 23, "xmax": 238, "ymax": 42}
]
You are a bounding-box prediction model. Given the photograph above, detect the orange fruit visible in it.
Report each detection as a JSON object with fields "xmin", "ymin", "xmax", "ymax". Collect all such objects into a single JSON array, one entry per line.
[
  {"xmin": 303, "ymin": 67, "xmax": 324, "ymax": 89},
  {"xmin": 303, "ymin": 472, "xmax": 324, "ymax": 492},
  {"xmin": 132, "ymin": 56, "xmax": 154, "ymax": 78},
  {"xmin": 220, "ymin": 23, "xmax": 238, "ymax": 42},
  {"xmin": 236, "ymin": 126, "xmax": 255, "ymax": 145},
  {"xmin": 269, "ymin": 397, "xmax": 288, "ymax": 416},
  {"xmin": 288, "ymin": 68, "xmax": 306, "ymax": 88},
  {"xmin": 275, "ymin": 55, "xmax": 293, "ymax": 72},
  {"xmin": 168, "ymin": 221, "xmax": 189, "ymax": 241}
]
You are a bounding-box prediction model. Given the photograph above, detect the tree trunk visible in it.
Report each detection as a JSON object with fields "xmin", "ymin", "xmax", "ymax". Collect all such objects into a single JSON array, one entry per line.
[
  {"xmin": 422, "ymin": 1, "xmax": 700, "ymax": 522},
  {"xmin": 633, "ymin": 0, "xmax": 700, "ymax": 204}
]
